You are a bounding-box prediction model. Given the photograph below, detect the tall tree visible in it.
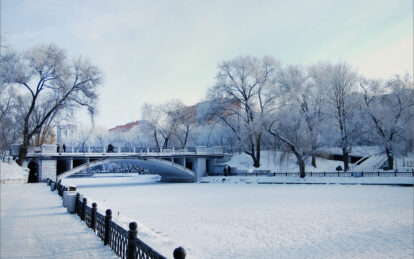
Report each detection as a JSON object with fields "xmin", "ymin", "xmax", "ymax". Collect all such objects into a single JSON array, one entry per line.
[
  {"xmin": 208, "ymin": 56, "xmax": 281, "ymax": 167},
  {"xmin": 310, "ymin": 62, "xmax": 358, "ymax": 171},
  {"xmin": 1, "ymin": 44, "xmax": 102, "ymax": 165},
  {"xmin": 175, "ymin": 105, "xmax": 198, "ymax": 148},
  {"xmin": 266, "ymin": 109, "xmax": 307, "ymax": 178},
  {"xmin": 360, "ymin": 74, "xmax": 414, "ymax": 169},
  {"xmin": 141, "ymin": 100, "xmax": 184, "ymax": 149},
  {"xmin": 278, "ymin": 65, "xmax": 324, "ymax": 168}
]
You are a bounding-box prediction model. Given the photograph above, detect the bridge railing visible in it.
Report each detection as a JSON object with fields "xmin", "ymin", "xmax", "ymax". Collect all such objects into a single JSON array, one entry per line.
[
  {"xmin": 45, "ymin": 179, "xmax": 186, "ymax": 259},
  {"xmin": 55, "ymin": 146, "xmax": 224, "ymax": 155}
]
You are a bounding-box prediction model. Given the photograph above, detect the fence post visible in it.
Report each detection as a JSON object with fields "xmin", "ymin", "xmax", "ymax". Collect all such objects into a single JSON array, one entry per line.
[
  {"xmin": 127, "ymin": 222, "xmax": 138, "ymax": 259},
  {"xmin": 75, "ymin": 193, "xmax": 80, "ymax": 216},
  {"xmin": 91, "ymin": 203, "xmax": 97, "ymax": 231},
  {"xmin": 57, "ymin": 180, "xmax": 61, "ymax": 196},
  {"xmin": 81, "ymin": 198, "xmax": 87, "ymax": 221},
  {"xmin": 104, "ymin": 209, "xmax": 112, "ymax": 246},
  {"xmin": 59, "ymin": 180, "xmax": 63, "ymax": 197},
  {"xmin": 173, "ymin": 247, "xmax": 186, "ymax": 259}
]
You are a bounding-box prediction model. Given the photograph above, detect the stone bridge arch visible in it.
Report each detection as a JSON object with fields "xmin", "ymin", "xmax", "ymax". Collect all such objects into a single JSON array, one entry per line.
[{"xmin": 57, "ymin": 157, "xmax": 196, "ymax": 182}]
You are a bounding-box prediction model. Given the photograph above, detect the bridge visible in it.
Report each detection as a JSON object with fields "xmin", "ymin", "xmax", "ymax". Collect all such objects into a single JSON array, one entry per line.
[{"xmin": 12, "ymin": 145, "xmax": 228, "ymax": 183}]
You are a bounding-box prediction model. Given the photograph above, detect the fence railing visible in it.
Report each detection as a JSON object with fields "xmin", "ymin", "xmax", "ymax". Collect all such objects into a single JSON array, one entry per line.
[
  {"xmin": 46, "ymin": 178, "xmax": 186, "ymax": 259},
  {"xmin": 53, "ymin": 146, "xmax": 224, "ymax": 155},
  {"xmin": 208, "ymin": 171, "xmax": 414, "ymax": 177}
]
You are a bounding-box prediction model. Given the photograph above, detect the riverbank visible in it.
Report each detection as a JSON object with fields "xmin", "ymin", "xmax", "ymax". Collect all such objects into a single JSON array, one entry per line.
[{"xmin": 200, "ymin": 175, "xmax": 414, "ymax": 186}]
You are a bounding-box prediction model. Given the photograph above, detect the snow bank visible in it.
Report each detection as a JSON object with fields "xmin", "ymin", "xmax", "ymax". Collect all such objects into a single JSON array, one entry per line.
[
  {"xmin": 0, "ymin": 161, "xmax": 29, "ymax": 184},
  {"xmin": 227, "ymin": 151, "xmax": 348, "ymax": 173},
  {"xmin": 226, "ymin": 150, "xmax": 414, "ymax": 173}
]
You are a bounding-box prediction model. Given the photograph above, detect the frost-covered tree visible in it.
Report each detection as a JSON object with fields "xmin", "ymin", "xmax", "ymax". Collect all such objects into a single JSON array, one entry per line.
[
  {"xmin": 310, "ymin": 62, "xmax": 358, "ymax": 171},
  {"xmin": 141, "ymin": 100, "xmax": 185, "ymax": 149},
  {"xmin": 1, "ymin": 50, "xmax": 22, "ymax": 153},
  {"xmin": 278, "ymin": 65, "xmax": 325, "ymax": 168},
  {"xmin": 360, "ymin": 74, "xmax": 414, "ymax": 169},
  {"xmin": 1, "ymin": 44, "xmax": 102, "ymax": 165},
  {"xmin": 0, "ymin": 87, "xmax": 22, "ymax": 153},
  {"xmin": 175, "ymin": 105, "xmax": 199, "ymax": 148},
  {"xmin": 266, "ymin": 107, "xmax": 307, "ymax": 177},
  {"xmin": 208, "ymin": 56, "xmax": 282, "ymax": 167}
]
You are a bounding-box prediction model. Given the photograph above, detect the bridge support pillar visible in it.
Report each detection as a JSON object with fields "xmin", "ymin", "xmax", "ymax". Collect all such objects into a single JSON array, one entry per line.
[
  {"xmin": 39, "ymin": 159, "xmax": 57, "ymax": 181},
  {"xmin": 207, "ymin": 158, "xmax": 218, "ymax": 174},
  {"xmin": 193, "ymin": 157, "xmax": 207, "ymax": 181},
  {"xmin": 67, "ymin": 159, "xmax": 73, "ymax": 171}
]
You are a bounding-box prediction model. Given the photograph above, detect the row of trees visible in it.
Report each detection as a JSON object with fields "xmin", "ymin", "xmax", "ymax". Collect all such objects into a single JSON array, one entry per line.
[
  {"xmin": 207, "ymin": 57, "xmax": 413, "ymax": 176},
  {"xmin": 1, "ymin": 43, "xmax": 412, "ymax": 176},
  {"xmin": 66, "ymin": 57, "xmax": 413, "ymax": 178}
]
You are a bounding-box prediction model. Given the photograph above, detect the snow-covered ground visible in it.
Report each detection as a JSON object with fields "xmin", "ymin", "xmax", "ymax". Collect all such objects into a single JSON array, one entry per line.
[
  {"xmin": 0, "ymin": 160, "xmax": 29, "ymax": 184},
  {"xmin": 62, "ymin": 175, "xmax": 414, "ymax": 258},
  {"xmin": 226, "ymin": 150, "xmax": 414, "ymax": 173},
  {"xmin": 0, "ymin": 184, "xmax": 117, "ymax": 259}
]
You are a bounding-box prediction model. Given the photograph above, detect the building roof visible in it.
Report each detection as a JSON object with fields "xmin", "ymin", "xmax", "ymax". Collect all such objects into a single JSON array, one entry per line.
[{"xmin": 108, "ymin": 121, "xmax": 140, "ymax": 132}]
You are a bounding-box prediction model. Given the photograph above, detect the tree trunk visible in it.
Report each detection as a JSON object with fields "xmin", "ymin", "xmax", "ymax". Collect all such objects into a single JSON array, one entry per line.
[
  {"xmin": 246, "ymin": 142, "xmax": 261, "ymax": 168},
  {"xmin": 298, "ymin": 156, "xmax": 305, "ymax": 178},
  {"xmin": 385, "ymin": 146, "xmax": 394, "ymax": 170},
  {"xmin": 311, "ymin": 154, "xmax": 316, "ymax": 168},
  {"xmin": 252, "ymin": 156, "xmax": 260, "ymax": 168},
  {"xmin": 342, "ymin": 147, "xmax": 349, "ymax": 171},
  {"xmin": 290, "ymin": 144, "xmax": 305, "ymax": 178},
  {"xmin": 153, "ymin": 130, "xmax": 160, "ymax": 149},
  {"xmin": 183, "ymin": 126, "xmax": 189, "ymax": 148},
  {"xmin": 311, "ymin": 142, "xmax": 317, "ymax": 168},
  {"xmin": 255, "ymin": 134, "xmax": 261, "ymax": 168},
  {"xmin": 17, "ymin": 122, "xmax": 31, "ymax": 166},
  {"xmin": 247, "ymin": 135, "xmax": 261, "ymax": 168},
  {"xmin": 16, "ymin": 143, "xmax": 28, "ymax": 166},
  {"xmin": 162, "ymin": 137, "xmax": 169, "ymax": 149}
]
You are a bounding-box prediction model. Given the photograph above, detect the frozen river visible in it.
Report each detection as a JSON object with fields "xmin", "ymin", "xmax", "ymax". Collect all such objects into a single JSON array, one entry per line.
[{"xmin": 63, "ymin": 175, "xmax": 414, "ymax": 259}]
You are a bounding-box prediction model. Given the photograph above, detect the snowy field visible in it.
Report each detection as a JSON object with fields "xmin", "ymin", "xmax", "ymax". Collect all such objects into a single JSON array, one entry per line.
[{"xmin": 63, "ymin": 175, "xmax": 414, "ymax": 258}]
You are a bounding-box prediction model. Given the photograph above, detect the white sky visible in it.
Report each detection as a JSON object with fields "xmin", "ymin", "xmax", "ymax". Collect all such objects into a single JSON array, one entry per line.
[{"xmin": 1, "ymin": 0, "xmax": 413, "ymax": 129}]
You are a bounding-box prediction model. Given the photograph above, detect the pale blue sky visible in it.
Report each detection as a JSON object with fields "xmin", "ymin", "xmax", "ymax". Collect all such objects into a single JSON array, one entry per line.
[{"xmin": 1, "ymin": 0, "xmax": 413, "ymax": 128}]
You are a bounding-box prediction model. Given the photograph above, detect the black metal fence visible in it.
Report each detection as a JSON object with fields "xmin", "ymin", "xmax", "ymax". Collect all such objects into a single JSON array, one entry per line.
[
  {"xmin": 208, "ymin": 171, "xmax": 414, "ymax": 177},
  {"xmin": 46, "ymin": 179, "xmax": 186, "ymax": 259}
]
